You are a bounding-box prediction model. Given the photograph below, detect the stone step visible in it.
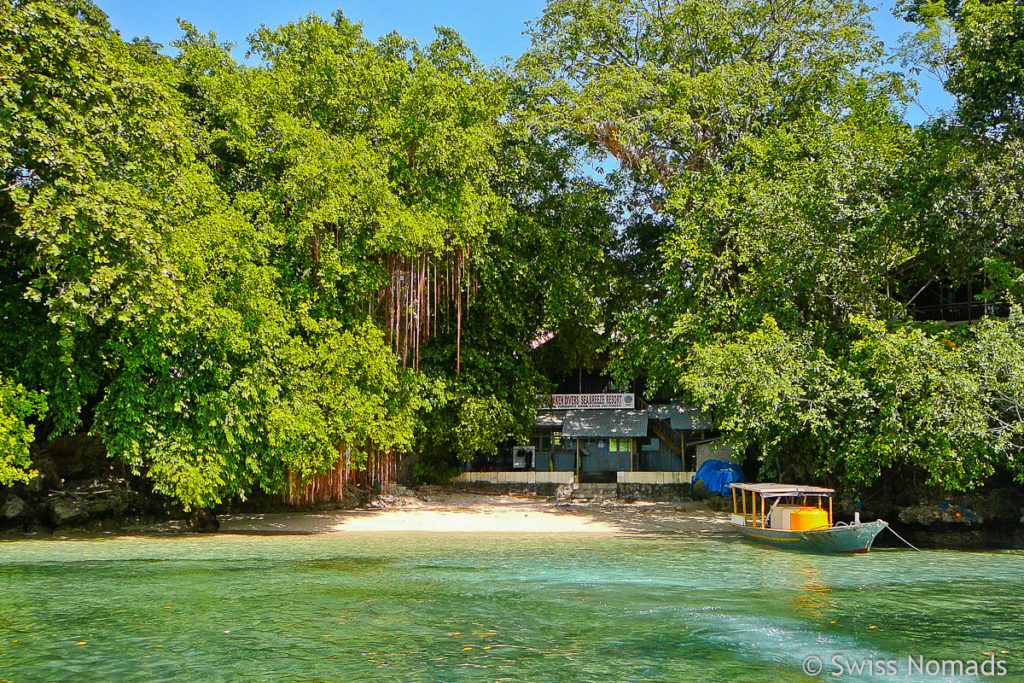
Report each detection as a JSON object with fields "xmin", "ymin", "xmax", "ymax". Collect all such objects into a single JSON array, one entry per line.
[
  {"xmin": 576, "ymin": 483, "xmax": 616, "ymax": 491},
  {"xmin": 572, "ymin": 483, "xmax": 617, "ymax": 499}
]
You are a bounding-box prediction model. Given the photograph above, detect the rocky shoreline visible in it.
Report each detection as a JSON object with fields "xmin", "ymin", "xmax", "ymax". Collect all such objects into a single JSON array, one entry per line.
[
  {"xmin": 0, "ymin": 435, "xmax": 174, "ymax": 536},
  {"xmin": 892, "ymin": 489, "xmax": 1024, "ymax": 549}
]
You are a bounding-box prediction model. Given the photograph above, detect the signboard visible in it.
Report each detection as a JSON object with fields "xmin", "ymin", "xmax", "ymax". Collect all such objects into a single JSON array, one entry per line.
[{"xmin": 542, "ymin": 393, "xmax": 635, "ymax": 410}]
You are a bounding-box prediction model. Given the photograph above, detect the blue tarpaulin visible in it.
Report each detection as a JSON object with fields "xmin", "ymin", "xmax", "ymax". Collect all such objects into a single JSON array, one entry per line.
[{"xmin": 693, "ymin": 459, "xmax": 745, "ymax": 496}]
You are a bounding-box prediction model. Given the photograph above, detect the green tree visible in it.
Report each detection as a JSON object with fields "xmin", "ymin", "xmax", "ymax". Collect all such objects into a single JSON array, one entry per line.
[
  {"xmin": 1, "ymin": 1, "xmax": 617, "ymax": 505},
  {"xmin": 519, "ymin": 0, "xmax": 886, "ymax": 188},
  {"xmin": 946, "ymin": 0, "xmax": 1024, "ymax": 135},
  {"xmin": 1, "ymin": 0, "xmax": 188, "ymax": 435},
  {"xmin": 0, "ymin": 375, "xmax": 46, "ymax": 485},
  {"xmin": 526, "ymin": 0, "xmax": 1024, "ymax": 489}
]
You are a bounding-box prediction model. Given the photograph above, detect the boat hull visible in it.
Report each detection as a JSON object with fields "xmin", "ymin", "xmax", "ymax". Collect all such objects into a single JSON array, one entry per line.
[{"xmin": 731, "ymin": 519, "xmax": 888, "ymax": 554}]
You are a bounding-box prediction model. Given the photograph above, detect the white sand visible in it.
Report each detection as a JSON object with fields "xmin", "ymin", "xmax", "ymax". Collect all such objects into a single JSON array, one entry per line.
[
  {"xmin": 212, "ymin": 495, "xmax": 729, "ymax": 536},
  {"xmin": 329, "ymin": 507, "xmax": 620, "ymax": 533}
]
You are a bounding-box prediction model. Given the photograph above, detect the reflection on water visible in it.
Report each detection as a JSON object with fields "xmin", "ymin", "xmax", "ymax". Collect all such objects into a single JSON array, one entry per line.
[
  {"xmin": 791, "ymin": 563, "xmax": 832, "ymax": 619},
  {"xmin": 0, "ymin": 531, "xmax": 1021, "ymax": 681}
]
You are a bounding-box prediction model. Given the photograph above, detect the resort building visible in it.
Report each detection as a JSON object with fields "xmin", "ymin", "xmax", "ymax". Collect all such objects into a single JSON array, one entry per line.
[
  {"xmin": 526, "ymin": 393, "xmax": 713, "ymax": 480},
  {"xmin": 458, "ymin": 387, "xmax": 730, "ymax": 490}
]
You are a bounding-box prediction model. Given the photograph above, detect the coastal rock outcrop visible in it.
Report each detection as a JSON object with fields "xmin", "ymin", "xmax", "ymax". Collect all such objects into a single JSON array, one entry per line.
[
  {"xmin": 2, "ymin": 494, "xmax": 27, "ymax": 520},
  {"xmin": 890, "ymin": 486, "xmax": 1024, "ymax": 549},
  {"xmin": 0, "ymin": 433, "xmax": 180, "ymax": 534},
  {"xmin": 50, "ymin": 497, "xmax": 89, "ymax": 525},
  {"xmin": 899, "ymin": 503, "xmax": 982, "ymax": 526}
]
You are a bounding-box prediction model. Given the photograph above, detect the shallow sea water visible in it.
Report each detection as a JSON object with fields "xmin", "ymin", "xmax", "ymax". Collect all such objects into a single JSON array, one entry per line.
[{"xmin": 0, "ymin": 528, "xmax": 1021, "ymax": 681}]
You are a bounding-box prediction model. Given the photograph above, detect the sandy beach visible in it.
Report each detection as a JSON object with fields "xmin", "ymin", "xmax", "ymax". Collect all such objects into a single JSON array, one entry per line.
[
  {"xmin": 211, "ymin": 491, "xmax": 730, "ymax": 536},
  {"xmin": 329, "ymin": 507, "xmax": 620, "ymax": 533}
]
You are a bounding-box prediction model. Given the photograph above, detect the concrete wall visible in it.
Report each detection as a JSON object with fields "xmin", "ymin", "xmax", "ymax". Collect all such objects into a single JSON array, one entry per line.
[
  {"xmin": 616, "ymin": 471, "xmax": 694, "ymax": 485},
  {"xmin": 453, "ymin": 471, "xmax": 575, "ymax": 485},
  {"xmin": 455, "ymin": 471, "xmax": 695, "ymax": 485},
  {"xmin": 453, "ymin": 470, "xmax": 695, "ymax": 501}
]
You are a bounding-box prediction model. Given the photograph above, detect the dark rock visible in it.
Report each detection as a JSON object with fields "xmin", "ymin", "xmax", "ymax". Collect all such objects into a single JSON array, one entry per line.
[
  {"xmin": 899, "ymin": 501, "xmax": 984, "ymax": 526},
  {"xmin": 51, "ymin": 497, "xmax": 88, "ymax": 525},
  {"xmin": 691, "ymin": 480, "xmax": 709, "ymax": 500},
  {"xmin": 897, "ymin": 488, "xmax": 1024, "ymax": 528},
  {"xmin": 2, "ymin": 495, "xmax": 27, "ymax": 519},
  {"xmin": 188, "ymin": 508, "xmax": 220, "ymax": 532},
  {"xmin": 884, "ymin": 485, "xmax": 1024, "ymax": 549},
  {"xmin": 84, "ymin": 486, "xmax": 134, "ymax": 517}
]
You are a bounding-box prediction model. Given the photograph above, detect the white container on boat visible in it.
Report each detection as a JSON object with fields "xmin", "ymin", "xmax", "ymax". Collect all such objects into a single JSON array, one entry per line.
[{"xmin": 770, "ymin": 504, "xmax": 803, "ymax": 530}]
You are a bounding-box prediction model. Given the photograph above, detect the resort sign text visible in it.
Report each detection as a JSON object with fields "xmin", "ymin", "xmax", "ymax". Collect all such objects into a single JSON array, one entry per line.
[{"xmin": 542, "ymin": 394, "xmax": 635, "ymax": 410}]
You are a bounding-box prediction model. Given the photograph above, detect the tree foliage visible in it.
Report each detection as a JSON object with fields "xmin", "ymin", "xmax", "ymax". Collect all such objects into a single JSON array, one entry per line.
[
  {"xmin": 0, "ymin": 374, "xmax": 46, "ymax": 485},
  {"xmin": 0, "ymin": 0, "xmax": 616, "ymax": 505},
  {"xmin": 2, "ymin": 0, "xmax": 1023, "ymax": 505},
  {"xmin": 946, "ymin": 0, "xmax": 1024, "ymax": 136},
  {"xmin": 531, "ymin": 0, "xmax": 1024, "ymax": 489},
  {"xmin": 520, "ymin": 0, "xmax": 887, "ymax": 188}
]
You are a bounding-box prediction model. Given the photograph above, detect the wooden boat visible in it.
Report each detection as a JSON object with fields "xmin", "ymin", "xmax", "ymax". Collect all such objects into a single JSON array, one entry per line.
[{"xmin": 729, "ymin": 483, "xmax": 887, "ymax": 554}]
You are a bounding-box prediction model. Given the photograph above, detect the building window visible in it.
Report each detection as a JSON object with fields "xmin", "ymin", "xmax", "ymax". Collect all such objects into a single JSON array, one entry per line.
[
  {"xmin": 552, "ymin": 431, "xmax": 562, "ymax": 446},
  {"xmin": 610, "ymin": 438, "xmax": 631, "ymax": 453}
]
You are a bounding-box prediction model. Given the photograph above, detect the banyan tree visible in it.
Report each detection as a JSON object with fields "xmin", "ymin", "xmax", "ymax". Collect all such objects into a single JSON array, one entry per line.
[{"xmin": 198, "ymin": 13, "xmax": 507, "ymax": 501}]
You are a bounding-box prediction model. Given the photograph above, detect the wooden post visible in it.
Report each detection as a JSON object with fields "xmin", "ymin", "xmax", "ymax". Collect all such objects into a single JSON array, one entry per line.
[
  {"xmin": 575, "ymin": 439, "xmax": 580, "ymax": 481},
  {"xmin": 681, "ymin": 430, "xmax": 687, "ymax": 471},
  {"xmin": 732, "ymin": 486, "xmax": 737, "ymax": 515},
  {"xmin": 742, "ymin": 488, "xmax": 748, "ymax": 524},
  {"xmin": 828, "ymin": 496, "xmax": 833, "ymax": 527},
  {"xmin": 760, "ymin": 495, "xmax": 765, "ymax": 528}
]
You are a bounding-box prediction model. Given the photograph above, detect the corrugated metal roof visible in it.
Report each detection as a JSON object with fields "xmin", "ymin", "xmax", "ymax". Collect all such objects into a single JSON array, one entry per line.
[
  {"xmin": 647, "ymin": 404, "xmax": 713, "ymax": 430},
  {"xmin": 562, "ymin": 410, "xmax": 649, "ymax": 438},
  {"xmin": 533, "ymin": 412, "xmax": 564, "ymax": 428},
  {"xmin": 670, "ymin": 411, "xmax": 713, "ymax": 430}
]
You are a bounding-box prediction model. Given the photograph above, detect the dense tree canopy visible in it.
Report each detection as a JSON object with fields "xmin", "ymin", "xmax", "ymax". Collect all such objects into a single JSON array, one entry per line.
[
  {"xmin": 520, "ymin": 0, "xmax": 887, "ymax": 188},
  {"xmin": 522, "ymin": 0, "xmax": 1024, "ymax": 488},
  {"xmin": 0, "ymin": 0, "xmax": 615, "ymax": 506},
  {"xmin": 1, "ymin": 0, "xmax": 1022, "ymax": 507}
]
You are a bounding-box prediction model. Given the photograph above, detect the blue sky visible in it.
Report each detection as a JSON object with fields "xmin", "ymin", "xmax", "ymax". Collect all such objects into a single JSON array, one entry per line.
[{"xmin": 96, "ymin": 0, "xmax": 953, "ymax": 124}]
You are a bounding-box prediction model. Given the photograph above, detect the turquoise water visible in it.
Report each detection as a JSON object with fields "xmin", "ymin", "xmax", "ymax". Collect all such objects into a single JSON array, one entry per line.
[{"xmin": 0, "ymin": 529, "xmax": 1021, "ymax": 682}]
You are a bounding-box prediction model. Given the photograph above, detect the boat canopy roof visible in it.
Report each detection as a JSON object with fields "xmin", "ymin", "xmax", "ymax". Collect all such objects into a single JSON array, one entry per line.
[{"xmin": 731, "ymin": 482, "xmax": 834, "ymax": 498}]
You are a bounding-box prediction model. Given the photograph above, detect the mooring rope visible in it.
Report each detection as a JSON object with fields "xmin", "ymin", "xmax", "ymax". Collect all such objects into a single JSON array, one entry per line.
[{"xmin": 884, "ymin": 521, "xmax": 923, "ymax": 552}]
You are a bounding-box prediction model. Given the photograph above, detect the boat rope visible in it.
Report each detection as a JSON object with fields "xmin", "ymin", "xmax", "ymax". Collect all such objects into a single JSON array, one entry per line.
[{"xmin": 884, "ymin": 522, "xmax": 922, "ymax": 552}]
